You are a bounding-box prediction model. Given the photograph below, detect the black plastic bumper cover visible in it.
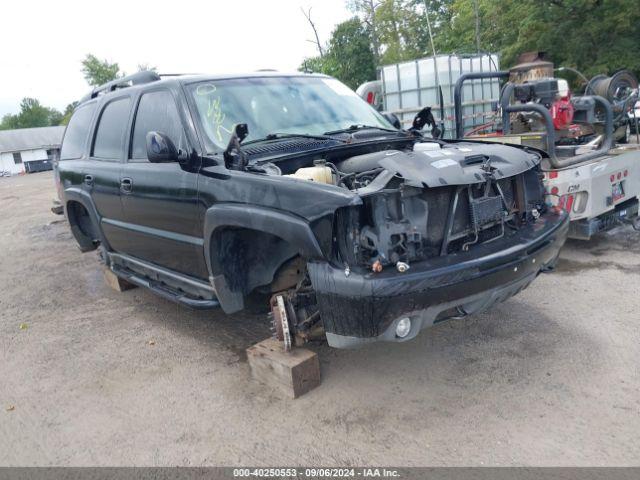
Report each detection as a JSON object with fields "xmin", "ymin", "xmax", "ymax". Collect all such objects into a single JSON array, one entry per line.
[{"xmin": 308, "ymin": 211, "xmax": 569, "ymax": 346}]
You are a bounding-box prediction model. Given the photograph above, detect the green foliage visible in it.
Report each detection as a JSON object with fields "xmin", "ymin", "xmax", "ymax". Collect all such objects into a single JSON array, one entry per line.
[
  {"xmin": 374, "ymin": 0, "xmax": 430, "ymax": 64},
  {"xmin": 435, "ymin": 0, "xmax": 640, "ymax": 77},
  {"xmin": 299, "ymin": 17, "xmax": 376, "ymax": 90},
  {"xmin": 300, "ymin": 56, "xmax": 331, "ymax": 74},
  {"xmin": 0, "ymin": 98, "xmax": 64, "ymax": 130},
  {"xmin": 81, "ymin": 54, "xmax": 122, "ymax": 87},
  {"xmin": 305, "ymin": 0, "xmax": 640, "ymax": 92}
]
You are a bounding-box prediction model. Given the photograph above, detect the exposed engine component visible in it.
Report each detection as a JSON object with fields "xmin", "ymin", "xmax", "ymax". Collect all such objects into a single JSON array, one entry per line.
[
  {"xmin": 285, "ymin": 165, "xmax": 336, "ymax": 184},
  {"xmin": 334, "ymin": 167, "xmax": 543, "ymax": 269},
  {"xmin": 274, "ymin": 137, "xmax": 545, "ymax": 273},
  {"xmin": 359, "ymin": 188, "xmax": 429, "ymax": 265}
]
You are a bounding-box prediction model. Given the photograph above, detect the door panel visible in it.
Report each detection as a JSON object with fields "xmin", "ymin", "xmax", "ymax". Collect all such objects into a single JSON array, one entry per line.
[
  {"xmin": 85, "ymin": 96, "xmax": 131, "ymax": 252},
  {"xmin": 119, "ymin": 162, "xmax": 206, "ymax": 278},
  {"xmin": 119, "ymin": 89, "xmax": 207, "ymax": 279},
  {"xmin": 84, "ymin": 161, "xmax": 122, "ymax": 221}
]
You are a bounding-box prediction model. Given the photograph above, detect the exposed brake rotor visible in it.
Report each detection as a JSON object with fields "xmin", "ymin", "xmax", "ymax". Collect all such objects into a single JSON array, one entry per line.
[{"xmin": 270, "ymin": 294, "xmax": 293, "ymax": 352}]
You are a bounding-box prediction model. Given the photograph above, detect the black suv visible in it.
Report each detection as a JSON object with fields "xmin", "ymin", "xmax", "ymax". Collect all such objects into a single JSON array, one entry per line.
[{"xmin": 56, "ymin": 71, "xmax": 569, "ymax": 348}]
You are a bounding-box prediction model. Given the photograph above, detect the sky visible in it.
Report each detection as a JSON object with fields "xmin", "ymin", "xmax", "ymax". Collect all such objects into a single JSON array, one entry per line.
[{"xmin": 0, "ymin": 0, "xmax": 352, "ymax": 117}]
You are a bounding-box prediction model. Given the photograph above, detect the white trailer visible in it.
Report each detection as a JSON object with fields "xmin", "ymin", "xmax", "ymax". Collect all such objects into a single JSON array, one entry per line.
[
  {"xmin": 543, "ymin": 146, "xmax": 640, "ymax": 238},
  {"xmin": 450, "ymin": 58, "xmax": 640, "ymax": 240}
]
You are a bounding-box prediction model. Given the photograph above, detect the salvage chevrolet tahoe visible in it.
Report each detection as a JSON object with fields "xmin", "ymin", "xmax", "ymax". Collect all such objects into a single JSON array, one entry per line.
[{"xmin": 56, "ymin": 71, "xmax": 569, "ymax": 348}]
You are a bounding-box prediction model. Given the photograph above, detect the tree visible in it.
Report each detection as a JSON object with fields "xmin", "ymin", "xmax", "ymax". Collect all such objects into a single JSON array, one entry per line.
[
  {"xmin": 373, "ymin": 0, "xmax": 428, "ymax": 64},
  {"xmin": 342, "ymin": 0, "xmax": 639, "ymax": 83},
  {"xmin": 301, "ymin": 7, "xmax": 325, "ymax": 57},
  {"xmin": 300, "ymin": 56, "xmax": 332, "ymax": 74},
  {"xmin": 81, "ymin": 54, "xmax": 122, "ymax": 87},
  {"xmin": 435, "ymin": 0, "xmax": 640, "ymax": 78},
  {"xmin": 0, "ymin": 98, "xmax": 63, "ymax": 130},
  {"xmin": 299, "ymin": 17, "xmax": 377, "ymax": 89},
  {"xmin": 347, "ymin": 0, "xmax": 382, "ymax": 62},
  {"xmin": 347, "ymin": 0, "xmax": 456, "ymax": 66}
]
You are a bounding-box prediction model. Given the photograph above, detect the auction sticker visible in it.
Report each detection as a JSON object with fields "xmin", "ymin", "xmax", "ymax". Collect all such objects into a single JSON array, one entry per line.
[{"xmin": 431, "ymin": 158, "xmax": 458, "ymax": 169}]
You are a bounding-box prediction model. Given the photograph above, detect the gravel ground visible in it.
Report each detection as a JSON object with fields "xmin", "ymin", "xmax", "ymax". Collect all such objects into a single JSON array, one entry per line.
[{"xmin": 1, "ymin": 171, "xmax": 639, "ymax": 466}]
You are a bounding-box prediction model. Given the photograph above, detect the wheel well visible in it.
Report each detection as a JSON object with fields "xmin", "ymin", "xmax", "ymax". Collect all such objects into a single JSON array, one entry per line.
[
  {"xmin": 210, "ymin": 227, "xmax": 302, "ymax": 295},
  {"xmin": 66, "ymin": 200, "xmax": 99, "ymax": 250}
]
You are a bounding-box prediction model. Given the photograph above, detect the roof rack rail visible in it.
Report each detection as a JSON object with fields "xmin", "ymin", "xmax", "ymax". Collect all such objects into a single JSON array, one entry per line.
[
  {"xmin": 80, "ymin": 71, "xmax": 161, "ymax": 102},
  {"xmin": 158, "ymin": 73, "xmax": 199, "ymax": 77}
]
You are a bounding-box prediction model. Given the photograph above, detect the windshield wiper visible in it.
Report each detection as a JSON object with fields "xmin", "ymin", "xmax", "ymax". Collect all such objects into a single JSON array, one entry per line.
[
  {"xmin": 243, "ymin": 132, "xmax": 347, "ymax": 145},
  {"xmin": 323, "ymin": 124, "xmax": 402, "ymax": 135}
]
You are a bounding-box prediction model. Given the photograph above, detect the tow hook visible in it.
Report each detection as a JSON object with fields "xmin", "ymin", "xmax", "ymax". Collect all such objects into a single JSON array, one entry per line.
[{"xmin": 396, "ymin": 262, "xmax": 410, "ymax": 273}]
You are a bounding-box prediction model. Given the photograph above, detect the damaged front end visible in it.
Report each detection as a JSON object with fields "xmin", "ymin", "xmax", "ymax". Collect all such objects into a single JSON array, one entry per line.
[{"xmin": 272, "ymin": 142, "xmax": 569, "ymax": 348}]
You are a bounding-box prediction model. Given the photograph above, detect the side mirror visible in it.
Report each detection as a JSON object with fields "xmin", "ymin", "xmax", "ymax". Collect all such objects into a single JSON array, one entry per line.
[
  {"xmin": 146, "ymin": 131, "xmax": 178, "ymax": 163},
  {"xmin": 382, "ymin": 112, "xmax": 402, "ymax": 130},
  {"xmin": 224, "ymin": 123, "xmax": 249, "ymax": 170},
  {"xmin": 410, "ymin": 106, "xmax": 443, "ymax": 139}
]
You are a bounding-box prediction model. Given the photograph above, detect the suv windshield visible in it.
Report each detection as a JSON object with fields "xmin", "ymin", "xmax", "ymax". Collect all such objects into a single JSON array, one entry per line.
[{"xmin": 187, "ymin": 76, "xmax": 394, "ymax": 152}]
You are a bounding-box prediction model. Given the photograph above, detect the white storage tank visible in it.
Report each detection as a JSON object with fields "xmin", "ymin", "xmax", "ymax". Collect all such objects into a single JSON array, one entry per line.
[{"xmin": 379, "ymin": 54, "xmax": 501, "ymax": 138}]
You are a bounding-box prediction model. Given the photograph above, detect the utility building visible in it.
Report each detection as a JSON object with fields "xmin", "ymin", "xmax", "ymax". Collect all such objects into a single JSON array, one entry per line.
[{"xmin": 0, "ymin": 126, "xmax": 65, "ymax": 175}]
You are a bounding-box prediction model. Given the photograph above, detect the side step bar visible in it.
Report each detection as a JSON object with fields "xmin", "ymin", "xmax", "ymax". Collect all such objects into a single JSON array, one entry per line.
[
  {"xmin": 107, "ymin": 252, "xmax": 220, "ymax": 310},
  {"xmin": 114, "ymin": 268, "xmax": 220, "ymax": 310}
]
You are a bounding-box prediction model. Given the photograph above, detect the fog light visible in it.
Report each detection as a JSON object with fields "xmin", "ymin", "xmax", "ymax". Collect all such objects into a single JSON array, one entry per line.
[{"xmin": 395, "ymin": 317, "xmax": 411, "ymax": 338}]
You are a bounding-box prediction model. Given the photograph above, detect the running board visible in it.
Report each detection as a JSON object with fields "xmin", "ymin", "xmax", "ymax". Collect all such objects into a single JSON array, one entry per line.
[{"xmin": 108, "ymin": 253, "xmax": 220, "ymax": 310}]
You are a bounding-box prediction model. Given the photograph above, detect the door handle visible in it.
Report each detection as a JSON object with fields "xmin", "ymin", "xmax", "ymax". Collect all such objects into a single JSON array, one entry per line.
[
  {"xmin": 120, "ymin": 177, "xmax": 133, "ymax": 193},
  {"xmin": 83, "ymin": 174, "xmax": 94, "ymax": 186}
]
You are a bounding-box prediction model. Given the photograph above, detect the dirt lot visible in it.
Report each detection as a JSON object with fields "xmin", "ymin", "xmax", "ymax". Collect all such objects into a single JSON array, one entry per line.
[{"xmin": 1, "ymin": 171, "xmax": 639, "ymax": 466}]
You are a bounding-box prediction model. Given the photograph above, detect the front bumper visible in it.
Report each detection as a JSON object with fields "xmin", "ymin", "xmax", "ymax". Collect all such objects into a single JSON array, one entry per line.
[{"xmin": 309, "ymin": 211, "xmax": 570, "ymax": 348}]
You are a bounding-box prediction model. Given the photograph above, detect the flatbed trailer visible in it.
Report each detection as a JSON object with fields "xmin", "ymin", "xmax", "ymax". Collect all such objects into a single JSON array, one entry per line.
[
  {"xmin": 475, "ymin": 134, "xmax": 640, "ymax": 239},
  {"xmin": 543, "ymin": 145, "xmax": 640, "ymax": 239},
  {"xmin": 450, "ymin": 58, "xmax": 640, "ymax": 241}
]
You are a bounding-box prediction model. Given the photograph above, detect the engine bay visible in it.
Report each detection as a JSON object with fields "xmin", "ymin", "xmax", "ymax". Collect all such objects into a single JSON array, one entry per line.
[{"xmin": 272, "ymin": 141, "xmax": 547, "ymax": 271}]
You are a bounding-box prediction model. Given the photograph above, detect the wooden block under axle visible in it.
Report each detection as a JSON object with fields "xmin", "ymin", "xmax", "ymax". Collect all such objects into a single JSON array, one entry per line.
[
  {"xmin": 103, "ymin": 268, "xmax": 137, "ymax": 292},
  {"xmin": 247, "ymin": 338, "xmax": 320, "ymax": 399}
]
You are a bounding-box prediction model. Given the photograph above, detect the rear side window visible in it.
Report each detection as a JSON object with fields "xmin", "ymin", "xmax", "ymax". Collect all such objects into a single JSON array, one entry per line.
[
  {"xmin": 93, "ymin": 97, "xmax": 131, "ymax": 160},
  {"xmin": 130, "ymin": 90, "xmax": 187, "ymax": 160},
  {"xmin": 60, "ymin": 103, "xmax": 97, "ymax": 160}
]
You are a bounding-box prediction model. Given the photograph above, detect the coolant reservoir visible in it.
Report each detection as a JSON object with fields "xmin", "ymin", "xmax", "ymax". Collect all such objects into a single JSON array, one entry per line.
[{"xmin": 286, "ymin": 166, "xmax": 336, "ymax": 184}]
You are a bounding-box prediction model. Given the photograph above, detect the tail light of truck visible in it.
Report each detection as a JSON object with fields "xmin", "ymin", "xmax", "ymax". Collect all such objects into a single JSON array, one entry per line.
[
  {"xmin": 558, "ymin": 194, "xmax": 574, "ymax": 213},
  {"xmin": 366, "ymin": 92, "xmax": 375, "ymax": 104},
  {"xmin": 557, "ymin": 192, "xmax": 588, "ymax": 214}
]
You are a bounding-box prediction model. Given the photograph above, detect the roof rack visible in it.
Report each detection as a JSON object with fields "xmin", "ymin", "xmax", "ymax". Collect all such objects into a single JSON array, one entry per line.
[
  {"xmin": 80, "ymin": 71, "xmax": 161, "ymax": 102},
  {"xmin": 158, "ymin": 73, "xmax": 199, "ymax": 77}
]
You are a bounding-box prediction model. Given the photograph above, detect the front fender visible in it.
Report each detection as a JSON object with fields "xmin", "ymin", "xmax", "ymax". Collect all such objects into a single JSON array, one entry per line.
[
  {"xmin": 203, "ymin": 203, "xmax": 325, "ymax": 269},
  {"xmin": 203, "ymin": 203, "xmax": 327, "ymax": 313}
]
